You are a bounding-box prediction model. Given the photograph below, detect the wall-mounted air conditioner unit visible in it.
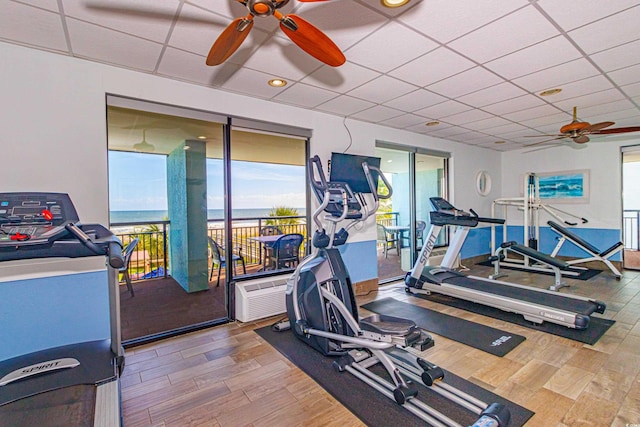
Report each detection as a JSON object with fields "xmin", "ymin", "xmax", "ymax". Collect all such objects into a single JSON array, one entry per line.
[
  {"xmin": 426, "ymin": 247, "xmax": 460, "ymax": 268},
  {"xmin": 235, "ymin": 274, "xmax": 290, "ymax": 322}
]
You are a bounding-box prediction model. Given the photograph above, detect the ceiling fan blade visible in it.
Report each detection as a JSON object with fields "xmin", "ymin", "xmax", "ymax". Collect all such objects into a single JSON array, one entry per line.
[
  {"xmin": 277, "ymin": 14, "xmax": 345, "ymax": 67},
  {"xmin": 523, "ymin": 134, "xmax": 565, "ymax": 138},
  {"xmin": 586, "ymin": 121, "xmax": 615, "ymax": 132},
  {"xmin": 206, "ymin": 16, "xmax": 254, "ymax": 66},
  {"xmin": 524, "ymin": 136, "xmax": 567, "ymax": 147},
  {"xmin": 573, "ymin": 135, "xmax": 590, "ymax": 144},
  {"xmin": 523, "ymin": 143, "xmax": 566, "ymax": 154},
  {"xmin": 594, "ymin": 126, "xmax": 640, "ymax": 135}
]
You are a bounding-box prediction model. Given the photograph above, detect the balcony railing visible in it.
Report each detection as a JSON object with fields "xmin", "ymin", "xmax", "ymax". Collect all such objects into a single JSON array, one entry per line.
[
  {"xmin": 624, "ymin": 209, "xmax": 639, "ymax": 250},
  {"xmin": 110, "ymin": 216, "xmax": 308, "ymax": 282}
]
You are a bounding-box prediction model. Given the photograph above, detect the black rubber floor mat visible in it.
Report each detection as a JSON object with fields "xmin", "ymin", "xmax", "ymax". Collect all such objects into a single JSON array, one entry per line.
[
  {"xmin": 257, "ymin": 325, "xmax": 534, "ymax": 427},
  {"xmin": 362, "ymin": 297, "xmax": 526, "ymax": 356}
]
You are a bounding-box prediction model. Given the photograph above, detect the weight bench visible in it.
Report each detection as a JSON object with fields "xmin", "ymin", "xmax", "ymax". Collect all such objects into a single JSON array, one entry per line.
[
  {"xmin": 548, "ymin": 221, "xmax": 623, "ymax": 279},
  {"xmin": 490, "ymin": 241, "xmax": 571, "ymax": 291}
]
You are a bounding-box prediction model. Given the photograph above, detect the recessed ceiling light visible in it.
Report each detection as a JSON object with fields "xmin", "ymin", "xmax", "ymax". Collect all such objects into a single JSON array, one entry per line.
[
  {"xmin": 494, "ymin": 140, "xmax": 506, "ymax": 144},
  {"xmin": 381, "ymin": 0, "xmax": 411, "ymax": 7},
  {"xmin": 539, "ymin": 88, "xmax": 562, "ymax": 97},
  {"xmin": 425, "ymin": 121, "xmax": 440, "ymax": 127},
  {"xmin": 268, "ymin": 78, "xmax": 287, "ymax": 87},
  {"xmin": 198, "ymin": 135, "xmax": 207, "ymax": 140}
]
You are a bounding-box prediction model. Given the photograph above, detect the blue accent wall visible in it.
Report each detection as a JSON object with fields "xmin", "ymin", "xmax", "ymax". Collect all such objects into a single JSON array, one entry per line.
[
  {"xmin": 461, "ymin": 225, "xmax": 622, "ymax": 262},
  {"xmin": 339, "ymin": 240, "xmax": 378, "ymax": 283},
  {"xmin": 0, "ymin": 270, "xmax": 110, "ymax": 361}
]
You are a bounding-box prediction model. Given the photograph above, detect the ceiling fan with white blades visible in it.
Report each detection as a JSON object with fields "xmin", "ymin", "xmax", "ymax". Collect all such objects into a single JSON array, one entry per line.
[
  {"xmin": 207, "ymin": 0, "xmax": 346, "ymax": 67},
  {"xmin": 525, "ymin": 106, "xmax": 640, "ymax": 148}
]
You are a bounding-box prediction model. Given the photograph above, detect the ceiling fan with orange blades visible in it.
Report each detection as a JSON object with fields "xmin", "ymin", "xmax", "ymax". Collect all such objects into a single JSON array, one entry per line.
[
  {"xmin": 525, "ymin": 106, "xmax": 640, "ymax": 148},
  {"xmin": 206, "ymin": 0, "xmax": 345, "ymax": 67}
]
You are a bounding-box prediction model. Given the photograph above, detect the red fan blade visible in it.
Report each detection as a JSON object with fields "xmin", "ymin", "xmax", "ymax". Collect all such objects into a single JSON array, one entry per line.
[
  {"xmin": 206, "ymin": 16, "xmax": 254, "ymax": 66},
  {"xmin": 277, "ymin": 14, "xmax": 345, "ymax": 67},
  {"xmin": 573, "ymin": 135, "xmax": 590, "ymax": 144},
  {"xmin": 595, "ymin": 126, "xmax": 640, "ymax": 135},
  {"xmin": 586, "ymin": 121, "xmax": 615, "ymax": 132}
]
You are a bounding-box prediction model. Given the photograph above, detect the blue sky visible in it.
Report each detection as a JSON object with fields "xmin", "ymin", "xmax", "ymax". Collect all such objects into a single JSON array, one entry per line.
[{"xmin": 108, "ymin": 151, "xmax": 305, "ymax": 211}]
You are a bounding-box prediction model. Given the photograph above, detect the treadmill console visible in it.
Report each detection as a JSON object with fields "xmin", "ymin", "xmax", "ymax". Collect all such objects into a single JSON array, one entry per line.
[
  {"xmin": 0, "ymin": 192, "xmax": 123, "ymax": 268},
  {"xmin": 0, "ymin": 193, "xmax": 78, "ymax": 247}
]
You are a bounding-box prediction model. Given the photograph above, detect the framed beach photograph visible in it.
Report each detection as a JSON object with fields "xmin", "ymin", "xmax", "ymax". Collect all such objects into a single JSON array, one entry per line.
[{"xmin": 537, "ymin": 169, "xmax": 590, "ymax": 203}]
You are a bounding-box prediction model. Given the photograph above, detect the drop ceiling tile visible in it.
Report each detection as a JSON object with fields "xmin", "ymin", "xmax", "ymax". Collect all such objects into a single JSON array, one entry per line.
[
  {"xmin": 302, "ymin": 62, "xmax": 380, "ymax": 92},
  {"xmin": 157, "ymin": 47, "xmax": 240, "ymax": 87},
  {"xmin": 463, "ymin": 116, "xmax": 512, "ymax": 131},
  {"xmin": 414, "ymin": 100, "xmax": 471, "ymax": 119},
  {"xmin": 0, "ymin": 1, "xmax": 67, "ymax": 52},
  {"xmin": 168, "ymin": 3, "xmax": 260, "ymax": 58},
  {"xmin": 577, "ymin": 99, "xmax": 637, "ymax": 118},
  {"xmin": 315, "ymin": 95, "xmax": 375, "ymax": 116},
  {"xmin": 485, "ymin": 36, "xmax": 582, "ymax": 80},
  {"xmin": 448, "ymin": 132, "xmax": 498, "ymax": 145},
  {"xmin": 187, "ymin": 0, "xmax": 244, "ymax": 20},
  {"xmin": 537, "ymin": 0, "xmax": 640, "ymax": 31},
  {"xmin": 481, "ymin": 122, "xmax": 530, "ymax": 136},
  {"xmin": 67, "ymin": 18, "xmax": 163, "ymax": 71},
  {"xmin": 554, "ymin": 89, "xmax": 624, "ymax": 110},
  {"xmin": 399, "ymin": 0, "xmax": 528, "ymax": 43},
  {"xmin": 62, "ymin": 0, "xmax": 179, "ymax": 43},
  {"xmin": 389, "ymin": 47, "xmax": 476, "ymax": 87},
  {"xmin": 482, "ymin": 94, "xmax": 546, "ymax": 116},
  {"xmin": 440, "ymin": 108, "xmax": 494, "ymax": 125},
  {"xmin": 503, "ymin": 104, "xmax": 563, "ymax": 123},
  {"xmin": 237, "ymin": 38, "xmax": 326, "ymax": 81},
  {"xmin": 272, "ymin": 83, "xmax": 339, "ymax": 108},
  {"xmin": 295, "ymin": 1, "xmax": 388, "ymax": 52},
  {"xmin": 621, "ymin": 82, "xmax": 640, "ymax": 98},
  {"xmin": 608, "ymin": 64, "xmax": 640, "ymax": 86},
  {"xmin": 512, "ymin": 58, "xmax": 601, "ymax": 93},
  {"xmin": 448, "ymin": 6, "xmax": 560, "ymax": 64},
  {"xmin": 425, "ymin": 126, "xmax": 473, "ymax": 139},
  {"xmin": 347, "ymin": 75, "xmax": 417, "ymax": 104},
  {"xmin": 545, "ymin": 75, "xmax": 616, "ymax": 103},
  {"xmin": 351, "ymin": 105, "xmax": 404, "ymax": 123},
  {"xmin": 345, "ymin": 21, "xmax": 437, "ymax": 73},
  {"xmin": 426, "ymin": 66, "xmax": 503, "ymax": 99},
  {"xmin": 568, "ymin": 6, "xmax": 640, "ymax": 54},
  {"xmin": 18, "ymin": 0, "xmax": 59, "ymax": 12},
  {"xmin": 379, "ymin": 113, "xmax": 427, "ymax": 129},
  {"xmin": 457, "ymin": 82, "xmax": 528, "ymax": 108},
  {"xmin": 590, "ymin": 39, "xmax": 640, "ymax": 72},
  {"xmin": 383, "ymin": 89, "xmax": 447, "ymax": 113},
  {"xmin": 218, "ymin": 66, "xmax": 289, "ymax": 99}
]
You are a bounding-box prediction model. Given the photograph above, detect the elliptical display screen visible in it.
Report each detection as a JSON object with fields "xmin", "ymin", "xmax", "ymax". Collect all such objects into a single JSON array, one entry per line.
[{"xmin": 329, "ymin": 153, "xmax": 381, "ymax": 194}]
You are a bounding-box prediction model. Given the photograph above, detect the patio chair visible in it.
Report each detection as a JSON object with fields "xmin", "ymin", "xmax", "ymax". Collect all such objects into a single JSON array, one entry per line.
[
  {"xmin": 120, "ymin": 238, "xmax": 139, "ymax": 297},
  {"xmin": 401, "ymin": 220, "xmax": 427, "ymax": 248},
  {"xmin": 208, "ymin": 236, "xmax": 246, "ymax": 287},
  {"xmin": 269, "ymin": 233, "xmax": 304, "ymax": 270},
  {"xmin": 377, "ymin": 224, "xmax": 398, "ymax": 258}
]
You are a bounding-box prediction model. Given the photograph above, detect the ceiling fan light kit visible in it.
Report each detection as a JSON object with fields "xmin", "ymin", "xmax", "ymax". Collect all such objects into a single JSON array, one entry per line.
[
  {"xmin": 207, "ymin": 0, "xmax": 346, "ymax": 68},
  {"xmin": 382, "ymin": 0, "xmax": 411, "ymax": 7}
]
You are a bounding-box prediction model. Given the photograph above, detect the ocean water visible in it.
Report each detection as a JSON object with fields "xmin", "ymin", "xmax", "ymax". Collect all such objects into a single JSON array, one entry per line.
[
  {"xmin": 539, "ymin": 175, "xmax": 584, "ymax": 199},
  {"xmin": 110, "ymin": 208, "xmax": 305, "ymax": 223}
]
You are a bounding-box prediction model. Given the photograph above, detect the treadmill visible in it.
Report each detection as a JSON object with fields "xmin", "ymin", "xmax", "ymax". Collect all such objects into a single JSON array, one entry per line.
[
  {"xmin": 404, "ymin": 197, "xmax": 606, "ymax": 329},
  {"xmin": 0, "ymin": 192, "xmax": 125, "ymax": 426}
]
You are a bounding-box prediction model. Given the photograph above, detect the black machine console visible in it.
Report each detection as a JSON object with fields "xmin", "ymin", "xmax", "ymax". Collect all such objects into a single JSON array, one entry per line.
[{"xmin": 0, "ymin": 193, "xmax": 123, "ymax": 268}]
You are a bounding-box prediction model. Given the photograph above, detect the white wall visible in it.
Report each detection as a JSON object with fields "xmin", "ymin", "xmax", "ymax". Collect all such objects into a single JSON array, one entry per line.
[
  {"xmin": 501, "ymin": 138, "xmax": 639, "ymax": 230},
  {"xmin": 0, "ymin": 41, "xmax": 502, "ymax": 254}
]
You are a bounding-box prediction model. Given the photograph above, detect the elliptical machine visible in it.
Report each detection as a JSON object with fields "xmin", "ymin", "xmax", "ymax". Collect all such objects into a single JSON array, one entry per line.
[{"xmin": 284, "ymin": 155, "xmax": 510, "ymax": 427}]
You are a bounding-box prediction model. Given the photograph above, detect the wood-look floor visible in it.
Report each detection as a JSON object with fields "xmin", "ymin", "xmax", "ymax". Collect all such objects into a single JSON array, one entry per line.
[{"xmin": 121, "ymin": 263, "xmax": 640, "ymax": 426}]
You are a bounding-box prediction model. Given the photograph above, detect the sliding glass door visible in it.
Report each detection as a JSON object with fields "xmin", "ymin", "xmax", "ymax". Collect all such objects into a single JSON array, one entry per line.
[
  {"xmin": 375, "ymin": 144, "xmax": 448, "ymax": 283},
  {"xmin": 107, "ymin": 98, "xmax": 310, "ymax": 344}
]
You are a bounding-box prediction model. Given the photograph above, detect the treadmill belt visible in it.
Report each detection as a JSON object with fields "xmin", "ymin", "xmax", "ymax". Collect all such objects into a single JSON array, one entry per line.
[
  {"xmin": 0, "ymin": 384, "xmax": 95, "ymax": 426},
  {"xmin": 431, "ymin": 273, "xmax": 600, "ymax": 316}
]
